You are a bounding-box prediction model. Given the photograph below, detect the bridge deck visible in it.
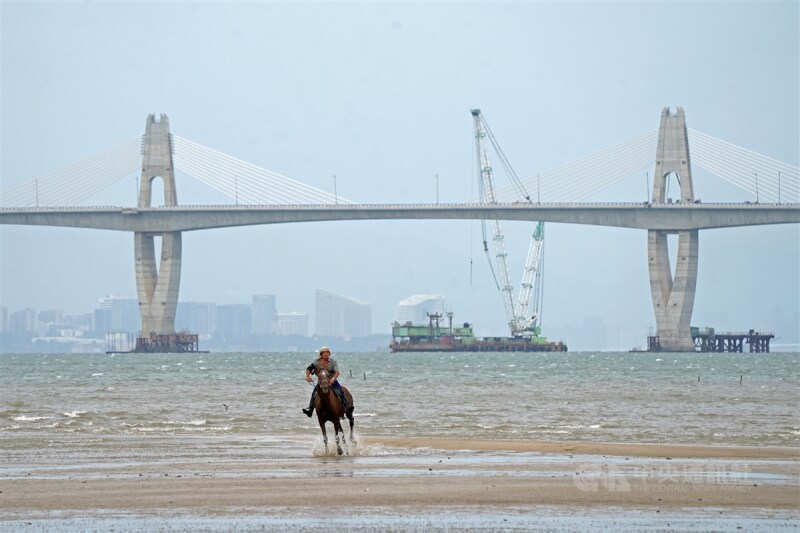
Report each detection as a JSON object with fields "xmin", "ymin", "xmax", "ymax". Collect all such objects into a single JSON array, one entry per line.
[{"xmin": 1, "ymin": 202, "xmax": 798, "ymax": 232}]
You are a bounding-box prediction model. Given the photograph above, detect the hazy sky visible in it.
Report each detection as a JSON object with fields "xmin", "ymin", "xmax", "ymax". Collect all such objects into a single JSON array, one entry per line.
[{"xmin": 1, "ymin": 1, "xmax": 798, "ymax": 349}]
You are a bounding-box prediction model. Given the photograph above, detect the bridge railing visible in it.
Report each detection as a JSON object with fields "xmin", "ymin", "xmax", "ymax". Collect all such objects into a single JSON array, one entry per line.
[{"xmin": 0, "ymin": 201, "xmax": 798, "ymax": 212}]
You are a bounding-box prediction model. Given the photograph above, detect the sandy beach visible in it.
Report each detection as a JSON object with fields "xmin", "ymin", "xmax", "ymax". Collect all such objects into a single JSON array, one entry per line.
[{"xmin": 2, "ymin": 436, "xmax": 798, "ymax": 530}]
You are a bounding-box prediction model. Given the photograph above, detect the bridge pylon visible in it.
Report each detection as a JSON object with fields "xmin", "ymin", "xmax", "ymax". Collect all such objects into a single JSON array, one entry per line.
[
  {"xmin": 648, "ymin": 107, "xmax": 698, "ymax": 351},
  {"xmin": 135, "ymin": 114, "xmax": 182, "ymax": 338}
]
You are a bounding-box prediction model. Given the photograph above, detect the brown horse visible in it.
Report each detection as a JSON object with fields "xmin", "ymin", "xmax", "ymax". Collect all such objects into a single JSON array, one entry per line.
[{"xmin": 315, "ymin": 368, "xmax": 355, "ymax": 455}]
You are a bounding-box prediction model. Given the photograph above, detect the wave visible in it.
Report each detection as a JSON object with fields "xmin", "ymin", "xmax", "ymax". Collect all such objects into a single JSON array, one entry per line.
[
  {"xmin": 121, "ymin": 425, "xmax": 230, "ymax": 433},
  {"xmin": 11, "ymin": 415, "xmax": 52, "ymax": 422},
  {"xmin": 167, "ymin": 419, "xmax": 207, "ymax": 426},
  {"xmin": 122, "ymin": 419, "xmax": 208, "ymax": 428}
]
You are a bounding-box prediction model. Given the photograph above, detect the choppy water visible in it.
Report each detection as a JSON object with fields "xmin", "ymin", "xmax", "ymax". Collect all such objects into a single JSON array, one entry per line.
[{"xmin": 1, "ymin": 350, "xmax": 798, "ymax": 447}]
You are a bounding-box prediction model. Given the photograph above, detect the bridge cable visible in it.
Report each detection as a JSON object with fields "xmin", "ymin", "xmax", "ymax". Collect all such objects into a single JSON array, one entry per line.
[
  {"xmin": 172, "ymin": 136, "xmax": 353, "ymax": 205},
  {"xmin": 1, "ymin": 140, "xmax": 135, "ymax": 206},
  {"xmin": 1, "ymin": 137, "xmax": 142, "ymax": 207},
  {"xmin": 485, "ymin": 129, "xmax": 658, "ymax": 203},
  {"xmin": 34, "ymin": 143, "xmax": 141, "ymax": 206},
  {"xmin": 534, "ymin": 131, "xmax": 658, "ymax": 202},
  {"xmin": 174, "ymin": 139, "xmax": 329, "ymax": 204},
  {"xmin": 173, "ymin": 137, "xmax": 327, "ymax": 204},
  {"xmin": 688, "ymin": 129, "xmax": 799, "ymax": 203}
]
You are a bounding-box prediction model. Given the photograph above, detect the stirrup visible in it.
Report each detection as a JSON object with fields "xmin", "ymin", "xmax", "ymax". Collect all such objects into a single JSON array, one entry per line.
[{"xmin": 302, "ymin": 407, "xmax": 313, "ymax": 417}]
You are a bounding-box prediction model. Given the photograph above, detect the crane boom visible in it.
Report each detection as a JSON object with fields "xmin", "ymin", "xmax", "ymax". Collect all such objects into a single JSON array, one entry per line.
[
  {"xmin": 512, "ymin": 221, "xmax": 544, "ymax": 335},
  {"xmin": 472, "ymin": 109, "xmax": 516, "ymax": 325},
  {"xmin": 471, "ymin": 109, "xmax": 546, "ymax": 337}
]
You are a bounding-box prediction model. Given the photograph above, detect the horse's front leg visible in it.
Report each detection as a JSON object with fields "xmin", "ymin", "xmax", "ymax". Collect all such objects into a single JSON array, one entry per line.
[
  {"xmin": 318, "ymin": 419, "xmax": 328, "ymax": 452},
  {"xmin": 333, "ymin": 419, "xmax": 344, "ymax": 455}
]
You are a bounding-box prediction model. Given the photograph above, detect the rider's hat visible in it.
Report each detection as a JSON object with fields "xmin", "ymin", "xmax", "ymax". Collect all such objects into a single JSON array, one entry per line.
[{"xmin": 319, "ymin": 346, "xmax": 331, "ymax": 355}]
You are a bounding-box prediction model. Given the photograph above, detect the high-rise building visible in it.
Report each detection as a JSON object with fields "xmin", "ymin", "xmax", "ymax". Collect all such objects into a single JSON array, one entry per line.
[
  {"xmin": 214, "ymin": 304, "xmax": 251, "ymax": 340},
  {"xmin": 94, "ymin": 308, "xmax": 112, "ymax": 334},
  {"xmin": 276, "ymin": 312, "xmax": 309, "ymax": 336},
  {"xmin": 8, "ymin": 308, "xmax": 36, "ymax": 333},
  {"xmin": 344, "ymin": 303, "xmax": 371, "ymax": 338},
  {"xmin": 176, "ymin": 302, "xmax": 215, "ymax": 335},
  {"xmin": 251, "ymin": 294, "xmax": 277, "ymax": 335},
  {"xmin": 37, "ymin": 309, "xmax": 64, "ymax": 336},
  {"xmin": 0, "ymin": 306, "xmax": 7, "ymax": 332},
  {"xmin": 64, "ymin": 313, "xmax": 93, "ymax": 333},
  {"xmin": 37, "ymin": 309, "xmax": 62, "ymax": 325},
  {"xmin": 111, "ymin": 299, "xmax": 140, "ymax": 333},
  {"xmin": 315, "ymin": 289, "xmax": 371, "ymax": 338},
  {"xmin": 96, "ymin": 296, "xmax": 140, "ymax": 333},
  {"xmin": 394, "ymin": 295, "xmax": 447, "ymax": 325}
]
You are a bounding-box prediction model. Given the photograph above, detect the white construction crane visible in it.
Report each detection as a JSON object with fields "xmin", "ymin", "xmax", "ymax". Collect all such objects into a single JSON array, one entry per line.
[{"xmin": 471, "ymin": 109, "xmax": 545, "ymax": 338}]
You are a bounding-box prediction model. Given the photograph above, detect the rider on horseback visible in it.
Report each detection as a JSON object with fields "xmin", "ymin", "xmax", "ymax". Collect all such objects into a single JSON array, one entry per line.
[{"xmin": 302, "ymin": 346, "xmax": 352, "ymax": 417}]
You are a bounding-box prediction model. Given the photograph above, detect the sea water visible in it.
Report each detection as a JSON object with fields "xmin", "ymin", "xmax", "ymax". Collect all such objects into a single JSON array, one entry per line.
[{"xmin": 1, "ymin": 350, "xmax": 798, "ymax": 447}]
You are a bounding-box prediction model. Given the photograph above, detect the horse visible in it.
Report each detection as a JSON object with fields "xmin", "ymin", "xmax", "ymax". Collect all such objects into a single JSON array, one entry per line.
[{"xmin": 314, "ymin": 368, "xmax": 355, "ymax": 455}]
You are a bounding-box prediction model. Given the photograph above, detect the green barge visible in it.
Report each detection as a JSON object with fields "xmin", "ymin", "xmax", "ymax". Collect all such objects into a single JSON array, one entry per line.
[{"xmin": 389, "ymin": 313, "xmax": 567, "ymax": 353}]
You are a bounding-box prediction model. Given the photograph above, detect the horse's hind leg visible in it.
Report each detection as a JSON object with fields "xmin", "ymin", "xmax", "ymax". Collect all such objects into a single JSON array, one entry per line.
[
  {"xmin": 343, "ymin": 389, "xmax": 355, "ymax": 443},
  {"xmin": 348, "ymin": 411, "xmax": 355, "ymax": 444}
]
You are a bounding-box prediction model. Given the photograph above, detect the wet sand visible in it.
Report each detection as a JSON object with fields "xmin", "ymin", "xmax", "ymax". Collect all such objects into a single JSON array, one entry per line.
[
  {"xmin": 373, "ymin": 436, "xmax": 800, "ymax": 459},
  {"xmin": 1, "ymin": 436, "xmax": 798, "ymax": 530},
  {"xmin": 1, "ymin": 459, "xmax": 797, "ymax": 509}
]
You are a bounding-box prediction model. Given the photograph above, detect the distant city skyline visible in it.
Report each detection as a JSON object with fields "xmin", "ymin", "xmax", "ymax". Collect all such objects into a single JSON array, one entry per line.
[
  {"xmin": 3, "ymin": 285, "xmax": 796, "ymax": 353},
  {"xmin": 0, "ymin": 289, "xmax": 368, "ymax": 333},
  {"xmin": 0, "ymin": 287, "xmax": 380, "ymax": 353}
]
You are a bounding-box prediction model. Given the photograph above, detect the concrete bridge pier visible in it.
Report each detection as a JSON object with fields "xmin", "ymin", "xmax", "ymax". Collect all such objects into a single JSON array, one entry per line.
[
  {"xmin": 648, "ymin": 107, "xmax": 698, "ymax": 351},
  {"xmin": 135, "ymin": 114, "xmax": 182, "ymax": 337}
]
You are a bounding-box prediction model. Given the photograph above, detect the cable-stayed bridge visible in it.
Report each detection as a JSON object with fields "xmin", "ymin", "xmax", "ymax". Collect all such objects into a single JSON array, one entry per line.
[{"xmin": 1, "ymin": 108, "xmax": 798, "ymax": 351}]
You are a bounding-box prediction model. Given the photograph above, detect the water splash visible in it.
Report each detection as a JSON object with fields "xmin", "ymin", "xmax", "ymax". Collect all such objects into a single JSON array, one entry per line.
[
  {"xmin": 311, "ymin": 434, "xmax": 362, "ymax": 457},
  {"xmin": 310, "ymin": 435, "xmax": 439, "ymax": 458}
]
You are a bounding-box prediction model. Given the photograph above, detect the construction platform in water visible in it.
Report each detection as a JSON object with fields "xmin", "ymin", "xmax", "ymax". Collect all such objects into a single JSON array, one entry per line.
[
  {"xmin": 106, "ymin": 332, "xmax": 207, "ymax": 353},
  {"xmin": 641, "ymin": 327, "xmax": 775, "ymax": 353},
  {"xmin": 135, "ymin": 333, "xmax": 206, "ymax": 353},
  {"xmin": 389, "ymin": 314, "xmax": 567, "ymax": 353}
]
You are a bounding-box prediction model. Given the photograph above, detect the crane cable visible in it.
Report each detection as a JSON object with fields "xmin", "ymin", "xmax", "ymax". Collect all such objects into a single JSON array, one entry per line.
[{"xmin": 481, "ymin": 115, "xmax": 532, "ymax": 203}]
